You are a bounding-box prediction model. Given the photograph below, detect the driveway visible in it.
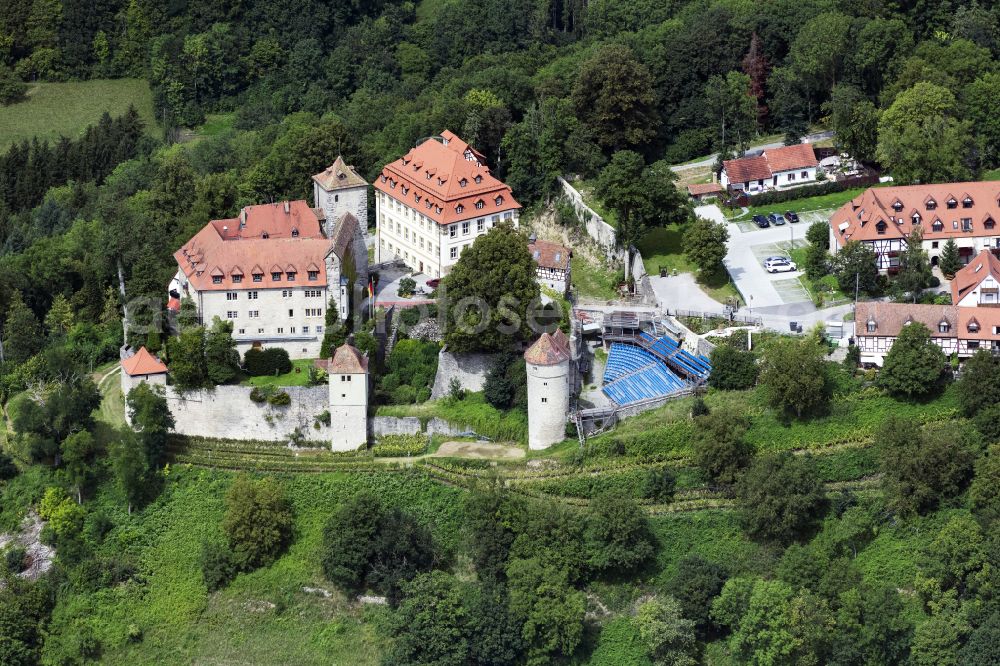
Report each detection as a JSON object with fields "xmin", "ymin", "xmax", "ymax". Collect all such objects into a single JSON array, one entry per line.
[{"xmin": 724, "ymin": 219, "xmax": 810, "ymax": 310}]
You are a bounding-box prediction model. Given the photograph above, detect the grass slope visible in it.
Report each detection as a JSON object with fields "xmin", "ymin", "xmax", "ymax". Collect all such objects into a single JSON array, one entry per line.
[{"xmin": 0, "ymin": 79, "xmax": 157, "ymax": 148}]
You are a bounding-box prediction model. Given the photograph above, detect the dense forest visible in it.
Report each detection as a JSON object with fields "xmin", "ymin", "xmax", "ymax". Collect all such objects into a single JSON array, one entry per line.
[{"xmin": 5, "ymin": 0, "xmax": 1000, "ymax": 664}]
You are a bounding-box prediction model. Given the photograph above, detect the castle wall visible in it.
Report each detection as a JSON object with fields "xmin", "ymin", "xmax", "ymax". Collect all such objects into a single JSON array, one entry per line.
[
  {"xmin": 430, "ymin": 349, "xmax": 497, "ymax": 399},
  {"xmin": 164, "ymin": 385, "xmax": 335, "ymax": 445}
]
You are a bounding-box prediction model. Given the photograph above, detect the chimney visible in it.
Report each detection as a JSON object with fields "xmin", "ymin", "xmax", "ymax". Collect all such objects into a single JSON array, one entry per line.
[
  {"xmin": 528, "ymin": 233, "xmax": 537, "ymax": 244},
  {"xmin": 284, "ymin": 201, "xmax": 290, "ymax": 214},
  {"xmin": 223, "ymin": 226, "xmax": 228, "ymax": 235}
]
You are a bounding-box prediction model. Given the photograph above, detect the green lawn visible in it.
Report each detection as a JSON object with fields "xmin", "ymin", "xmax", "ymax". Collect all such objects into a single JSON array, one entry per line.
[
  {"xmin": 242, "ymin": 359, "xmax": 318, "ymax": 388},
  {"xmin": 0, "ymin": 79, "xmax": 157, "ymax": 148},
  {"xmin": 377, "ymin": 392, "xmax": 528, "ymax": 443},
  {"xmin": 95, "ymin": 367, "xmax": 127, "ymax": 428},
  {"xmin": 726, "ymin": 187, "xmax": 869, "ymax": 220},
  {"xmin": 789, "ymin": 247, "xmax": 850, "ymax": 307},
  {"xmin": 636, "ymin": 226, "xmax": 742, "ymax": 305},
  {"xmin": 572, "ymin": 255, "xmax": 619, "ymax": 301}
]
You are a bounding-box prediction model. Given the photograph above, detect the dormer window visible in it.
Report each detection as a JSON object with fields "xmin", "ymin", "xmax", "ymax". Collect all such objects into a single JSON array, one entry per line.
[
  {"xmin": 969, "ymin": 319, "xmax": 981, "ymax": 333},
  {"xmin": 459, "ymin": 178, "xmax": 467, "ymax": 187},
  {"xmin": 456, "ymin": 204, "xmax": 464, "ymax": 214},
  {"xmin": 495, "ymin": 196, "xmax": 504, "ymax": 206},
  {"xmin": 932, "ymin": 219, "xmax": 944, "ymax": 232},
  {"xmin": 232, "ymin": 274, "xmax": 242, "ymax": 284},
  {"xmin": 926, "ymin": 198, "xmax": 937, "ymax": 210},
  {"xmin": 308, "ymin": 270, "xmax": 318, "ymax": 281},
  {"xmin": 291, "ymin": 227, "xmax": 299, "ymax": 238},
  {"xmin": 389, "ymin": 180, "xmax": 396, "ymax": 189},
  {"xmin": 962, "ymin": 218, "xmax": 973, "ymax": 232},
  {"xmin": 475, "ymin": 200, "xmax": 484, "ymax": 210},
  {"xmin": 287, "ymin": 272, "xmax": 296, "ymax": 281},
  {"xmin": 866, "ymin": 318, "xmax": 876, "ymax": 333},
  {"xmin": 912, "ymin": 213, "xmax": 921, "ymax": 225},
  {"xmin": 262, "ymin": 232, "xmax": 270, "ymax": 239},
  {"xmin": 402, "ymin": 186, "xmax": 409, "ymax": 195},
  {"xmin": 892, "ymin": 200, "xmax": 903, "ymax": 212},
  {"xmin": 426, "ymin": 172, "xmax": 432, "ymax": 180},
  {"xmin": 380, "ymin": 175, "xmax": 387, "ymax": 183},
  {"xmin": 415, "ymin": 194, "xmax": 421, "ymax": 203},
  {"xmin": 474, "ymin": 175, "xmax": 482, "ymax": 184},
  {"xmin": 939, "ymin": 320, "xmax": 950, "ymax": 333},
  {"xmin": 963, "ymin": 196, "xmax": 974, "ymax": 208},
  {"xmin": 272, "ymin": 272, "xmax": 282, "ymax": 281},
  {"xmin": 986, "ymin": 217, "xmax": 996, "ymax": 230},
  {"xmin": 876, "ymin": 221, "xmax": 887, "ymax": 235},
  {"xmin": 212, "ymin": 276, "xmax": 223, "ymax": 284},
  {"xmin": 253, "ymin": 272, "xmax": 263, "ymax": 283},
  {"xmin": 947, "ymin": 197, "xmax": 958, "ymax": 209}
]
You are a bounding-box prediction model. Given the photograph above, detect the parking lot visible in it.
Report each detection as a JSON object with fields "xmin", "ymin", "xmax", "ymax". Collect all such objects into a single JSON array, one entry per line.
[{"xmin": 720, "ymin": 208, "xmax": 836, "ymax": 309}]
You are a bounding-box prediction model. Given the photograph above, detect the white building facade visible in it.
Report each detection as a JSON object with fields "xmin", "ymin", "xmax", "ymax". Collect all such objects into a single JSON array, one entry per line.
[
  {"xmin": 524, "ymin": 331, "xmax": 571, "ymax": 450},
  {"xmin": 313, "ymin": 156, "xmax": 369, "ymax": 238},
  {"xmin": 328, "ymin": 342, "xmax": 369, "ymax": 451},
  {"xmin": 374, "ymin": 130, "xmax": 521, "ymax": 277}
]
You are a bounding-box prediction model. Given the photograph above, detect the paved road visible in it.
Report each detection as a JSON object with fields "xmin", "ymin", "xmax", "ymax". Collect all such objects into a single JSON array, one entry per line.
[{"xmin": 672, "ymin": 131, "xmax": 836, "ymax": 172}]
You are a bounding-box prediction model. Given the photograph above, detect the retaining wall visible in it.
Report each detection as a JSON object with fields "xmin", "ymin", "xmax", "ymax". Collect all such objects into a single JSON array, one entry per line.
[
  {"xmin": 430, "ymin": 349, "xmax": 497, "ymax": 399},
  {"xmin": 165, "ymin": 385, "xmax": 332, "ymax": 443}
]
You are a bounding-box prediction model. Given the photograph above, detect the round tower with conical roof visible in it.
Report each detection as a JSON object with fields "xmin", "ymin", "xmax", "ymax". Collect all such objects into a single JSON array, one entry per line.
[
  {"xmin": 328, "ymin": 339, "xmax": 369, "ymax": 451},
  {"xmin": 524, "ymin": 331, "xmax": 571, "ymax": 450}
]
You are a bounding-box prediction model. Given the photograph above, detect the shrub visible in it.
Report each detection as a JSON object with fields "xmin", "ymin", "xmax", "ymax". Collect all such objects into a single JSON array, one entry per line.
[
  {"xmin": 708, "ymin": 346, "xmax": 758, "ymax": 390},
  {"xmin": 641, "ymin": 466, "xmax": 676, "ymax": 502},
  {"xmin": 244, "ymin": 347, "xmax": 292, "ymax": 376},
  {"xmin": 372, "ymin": 435, "xmax": 427, "ymax": 457},
  {"xmin": 223, "ymin": 476, "xmax": 294, "ymax": 571},
  {"xmin": 735, "ymin": 453, "xmax": 826, "ymax": 543},
  {"xmin": 249, "ymin": 387, "xmax": 267, "ymax": 403},
  {"xmin": 268, "ymin": 390, "xmax": 291, "ymax": 406},
  {"xmin": 200, "ymin": 541, "xmax": 238, "ymax": 591},
  {"xmin": 4, "ymin": 545, "xmax": 27, "ymax": 573},
  {"xmin": 398, "ymin": 277, "xmax": 417, "ymax": 297},
  {"xmin": 0, "ymin": 452, "xmax": 18, "ymax": 480}
]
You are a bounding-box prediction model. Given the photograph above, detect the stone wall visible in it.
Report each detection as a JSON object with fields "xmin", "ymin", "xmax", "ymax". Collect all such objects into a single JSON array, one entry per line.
[
  {"xmin": 557, "ymin": 176, "xmax": 647, "ymax": 283},
  {"xmin": 430, "ymin": 348, "xmax": 497, "ymax": 399},
  {"xmin": 371, "ymin": 415, "xmax": 421, "ymax": 437},
  {"xmin": 165, "ymin": 385, "xmax": 332, "ymax": 444}
]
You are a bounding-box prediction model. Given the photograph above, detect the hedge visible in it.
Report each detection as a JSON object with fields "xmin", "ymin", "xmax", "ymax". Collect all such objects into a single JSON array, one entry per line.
[
  {"xmin": 731, "ymin": 179, "xmax": 865, "ymax": 208},
  {"xmin": 244, "ymin": 347, "xmax": 292, "ymax": 376}
]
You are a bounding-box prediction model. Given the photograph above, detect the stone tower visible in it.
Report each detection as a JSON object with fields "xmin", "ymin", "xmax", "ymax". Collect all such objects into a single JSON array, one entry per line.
[
  {"xmin": 524, "ymin": 331, "xmax": 571, "ymax": 450},
  {"xmin": 313, "ymin": 156, "xmax": 369, "ymax": 238},
  {"xmin": 328, "ymin": 340, "xmax": 369, "ymax": 451}
]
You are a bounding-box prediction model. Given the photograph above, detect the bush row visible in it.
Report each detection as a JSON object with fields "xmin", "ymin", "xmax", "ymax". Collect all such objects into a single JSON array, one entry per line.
[
  {"xmin": 244, "ymin": 348, "xmax": 292, "ymax": 376},
  {"xmin": 372, "ymin": 434, "xmax": 428, "ymax": 457}
]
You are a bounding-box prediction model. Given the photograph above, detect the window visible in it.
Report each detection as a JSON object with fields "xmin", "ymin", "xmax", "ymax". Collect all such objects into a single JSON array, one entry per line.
[
  {"xmin": 335, "ymin": 194, "xmax": 339, "ymax": 202},
  {"xmin": 282, "ymin": 290, "xmax": 292, "ymax": 298},
  {"xmin": 227, "ymin": 311, "xmax": 237, "ymax": 319},
  {"xmin": 253, "ymin": 273, "xmax": 262, "ymax": 282},
  {"xmin": 226, "ymin": 292, "xmax": 238, "ymax": 301},
  {"xmin": 272, "ymin": 272, "xmax": 281, "ymax": 281},
  {"xmin": 939, "ymin": 320, "xmax": 950, "ymax": 333},
  {"xmin": 232, "ymin": 275, "xmax": 242, "ymax": 284},
  {"xmin": 341, "ymin": 375, "xmax": 352, "ymax": 382},
  {"xmin": 947, "ymin": 198, "xmax": 958, "ymax": 209},
  {"xmin": 249, "ymin": 310, "xmax": 259, "ymax": 318},
  {"xmin": 932, "ymin": 241, "xmax": 939, "ymax": 249},
  {"xmin": 450, "ymin": 247, "xmax": 457, "ymax": 259},
  {"xmin": 248, "ymin": 291, "xmax": 258, "ymax": 300},
  {"xmin": 964, "ymin": 197, "xmax": 974, "ymax": 208},
  {"xmin": 291, "ymin": 228, "xmax": 299, "ymax": 238},
  {"xmin": 969, "ymin": 340, "xmax": 981, "ymax": 349},
  {"xmin": 258, "ymin": 327, "xmax": 264, "ymax": 334},
  {"xmin": 969, "ymin": 321, "xmax": 980, "ymax": 333},
  {"xmin": 541, "ymin": 397, "xmax": 547, "ymax": 403},
  {"xmin": 503, "ymin": 212, "xmax": 512, "ymax": 220},
  {"xmin": 892, "ymin": 201, "xmax": 903, "ymax": 212},
  {"xmin": 456, "ymin": 204, "xmax": 464, "ymax": 214},
  {"xmin": 932, "ymin": 220, "xmax": 944, "ymax": 232},
  {"xmin": 477, "ymin": 218, "xmax": 484, "ymax": 232},
  {"xmin": 262, "ymin": 232, "xmax": 270, "ymax": 239},
  {"xmin": 962, "ymin": 218, "xmax": 973, "ymax": 232},
  {"xmin": 475, "ymin": 200, "xmax": 484, "ymax": 210},
  {"xmin": 492, "ymin": 215, "xmax": 500, "ymax": 224},
  {"xmin": 212, "ymin": 276, "xmax": 223, "ymax": 284},
  {"xmin": 305, "ymin": 290, "xmax": 322, "ymax": 298},
  {"xmin": 801, "ymin": 171, "xmax": 808, "ymax": 178},
  {"xmin": 290, "ymin": 327, "xmax": 296, "ymax": 334},
  {"xmin": 287, "ymin": 272, "xmax": 296, "ymax": 281},
  {"xmin": 462, "ymin": 221, "xmax": 470, "ymax": 235},
  {"xmin": 474, "ymin": 175, "xmax": 482, "ymax": 184},
  {"xmin": 308, "ymin": 271, "xmax": 319, "ymax": 281},
  {"xmin": 788, "ymin": 173, "xmax": 796, "ymax": 182},
  {"xmin": 277, "ymin": 327, "xmax": 283, "ymax": 334},
  {"xmin": 288, "ymin": 309, "xmax": 294, "ymax": 317},
  {"xmin": 867, "ymin": 319, "xmax": 876, "ymax": 333},
  {"xmin": 238, "ymin": 328, "xmax": 245, "ymax": 335},
  {"xmin": 987, "ymin": 218, "xmax": 997, "ymax": 230},
  {"xmin": 926, "ymin": 199, "xmax": 937, "ymax": 210},
  {"xmin": 316, "ymin": 325, "xmax": 324, "ymax": 333},
  {"xmin": 912, "ymin": 213, "xmax": 921, "ymax": 224},
  {"xmin": 876, "ymin": 221, "xmax": 887, "ymax": 235},
  {"xmin": 303, "ymin": 326, "xmax": 309, "ymax": 334}
]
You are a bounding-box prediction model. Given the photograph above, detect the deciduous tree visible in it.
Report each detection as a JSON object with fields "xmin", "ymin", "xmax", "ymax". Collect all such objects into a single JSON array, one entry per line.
[
  {"xmin": 735, "ymin": 453, "xmax": 826, "ymax": 544},
  {"xmin": 879, "ymin": 322, "xmax": 947, "ymax": 399},
  {"xmin": 635, "ymin": 596, "xmax": 697, "ymax": 666},
  {"xmin": 758, "ymin": 337, "xmax": 832, "ymax": 418},
  {"xmin": 222, "ymin": 475, "xmax": 293, "ymax": 571},
  {"xmin": 691, "ymin": 408, "xmax": 753, "ymax": 486},
  {"xmin": 682, "ymin": 216, "xmax": 729, "ymax": 276}
]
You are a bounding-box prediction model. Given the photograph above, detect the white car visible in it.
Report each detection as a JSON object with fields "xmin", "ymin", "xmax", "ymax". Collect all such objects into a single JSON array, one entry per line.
[{"xmin": 764, "ymin": 257, "xmax": 797, "ymax": 273}]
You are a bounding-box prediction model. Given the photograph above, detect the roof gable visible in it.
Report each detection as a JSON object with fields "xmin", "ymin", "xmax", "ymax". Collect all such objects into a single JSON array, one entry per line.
[{"xmin": 122, "ymin": 347, "xmax": 168, "ymax": 376}]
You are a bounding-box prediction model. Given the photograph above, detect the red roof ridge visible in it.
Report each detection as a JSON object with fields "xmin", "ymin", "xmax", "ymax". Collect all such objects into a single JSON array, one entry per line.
[{"xmin": 122, "ymin": 347, "xmax": 168, "ymax": 376}]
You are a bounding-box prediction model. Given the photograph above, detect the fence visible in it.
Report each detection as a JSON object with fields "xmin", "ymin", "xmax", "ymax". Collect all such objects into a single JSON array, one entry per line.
[{"xmin": 668, "ymin": 308, "xmax": 763, "ymax": 327}]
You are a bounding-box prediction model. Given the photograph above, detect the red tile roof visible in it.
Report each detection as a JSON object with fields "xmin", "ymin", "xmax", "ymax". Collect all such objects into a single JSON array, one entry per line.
[
  {"xmin": 175, "ymin": 201, "xmax": 331, "ymax": 292},
  {"xmin": 330, "ymin": 342, "xmax": 368, "ymax": 373},
  {"xmin": 524, "ymin": 332, "xmax": 569, "ymax": 366},
  {"xmin": 952, "ymin": 249, "xmax": 1000, "ymax": 303},
  {"xmin": 121, "ymin": 347, "xmax": 168, "ymax": 376},
  {"xmin": 722, "ymin": 155, "xmax": 771, "ymax": 184},
  {"xmin": 374, "ymin": 130, "xmax": 521, "ymax": 226},
  {"xmin": 528, "ymin": 239, "xmax": 571, "ymax": 271},
  {"xmin": 831, "ymin": 181, "xmax": 1000, "ymax": 245},
  {"xmin": 687, "ymin": 183, "xmax": 724, "ymax": 196},
  {"xmin": 761, "ymin": 144, "xmax": 818, "ymax": 172},
  {"xmin": 723, "ymin": 144, "xmax": 818, "ymax": 184},
  {"xmin": 855, "ymin": 302, "xmax": 958, "ymax": 338}
]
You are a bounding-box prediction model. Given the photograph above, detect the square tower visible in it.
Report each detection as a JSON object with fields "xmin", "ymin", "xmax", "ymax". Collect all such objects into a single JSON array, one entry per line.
[
  {"xmin": 328, "ymin": 341, "xmax": 369, "ymax": 451},
  {"xmin": 313, "ymin": 156, "xmax": 369, "ymax": 238}
]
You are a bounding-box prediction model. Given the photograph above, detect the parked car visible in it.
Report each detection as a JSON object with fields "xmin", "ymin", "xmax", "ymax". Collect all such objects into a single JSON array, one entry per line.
[
  {"xmin": 768, "ymin": 213, "xmax": 785, "ymax": 226},
  {"xmin": 764, "ymin": 257, "xmax": 798, "ymax": 273},
  {"xmin": 752, "ymin": 214, "xmax": 770, "ymax": 228},
  {"xmin": 784, "ymin": 210, "xmax": 800, "ymax": 223}
]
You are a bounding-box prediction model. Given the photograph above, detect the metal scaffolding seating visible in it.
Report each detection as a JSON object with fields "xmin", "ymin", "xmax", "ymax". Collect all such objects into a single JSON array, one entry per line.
[
  {"xmin": 602, "ymin": 363, "xmax": 688, "ymax": 405},
  {"xmin": 603, "ymin": 343, "xmax": 661, "ymax": 383}
]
